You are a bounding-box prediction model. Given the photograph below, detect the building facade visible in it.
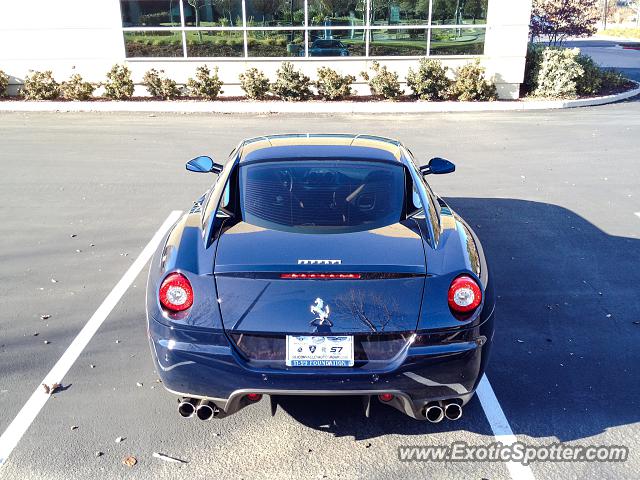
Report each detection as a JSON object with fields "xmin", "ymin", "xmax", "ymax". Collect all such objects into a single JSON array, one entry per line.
[{"xmin": 0, "ymin": 0, "xmax": 532, "ymax": 98}]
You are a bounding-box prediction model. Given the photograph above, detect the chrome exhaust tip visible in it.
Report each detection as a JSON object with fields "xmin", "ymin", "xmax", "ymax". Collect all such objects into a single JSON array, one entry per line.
[
  {"xmin": 195, "ymin": 400, "xmax": 218, "ymax": 421},
  {"xmin": 178, "ymin": 398, "xmax": 196, "ymax": 418},
  {"xmin": 424, "ymin": 404, "xmax": 444, "ymax": 423},
  {"xmin": 444, "ymin": 402, "xmax": 463, "ymax": 421}
]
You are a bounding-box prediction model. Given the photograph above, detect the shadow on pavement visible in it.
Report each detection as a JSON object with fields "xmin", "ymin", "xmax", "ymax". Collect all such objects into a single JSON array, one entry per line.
[{"xmin": 276, "ymin": 198, "xmax": 640, "ymax": 442}]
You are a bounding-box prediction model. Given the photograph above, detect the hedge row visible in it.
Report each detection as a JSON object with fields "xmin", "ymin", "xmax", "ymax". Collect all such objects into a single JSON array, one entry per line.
[{"xmin": 0, "ymin": 60, "xmax": 498, "ymax": 102}]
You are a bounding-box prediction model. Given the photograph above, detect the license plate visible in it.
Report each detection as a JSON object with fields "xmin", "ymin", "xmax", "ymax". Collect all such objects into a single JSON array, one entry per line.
[{"xmin": 286, "ymin": 335, "xmax": 354, "ymax": 367}]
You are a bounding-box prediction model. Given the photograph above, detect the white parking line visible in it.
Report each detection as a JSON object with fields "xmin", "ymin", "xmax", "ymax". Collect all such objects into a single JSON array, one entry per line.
[
  {"xmin": 0, "ymin": 210, "xmax": 182, "ymax": 467},
  {"xmin": 477, "ymin": 375, "xmax": 536, "ymax": 480}
]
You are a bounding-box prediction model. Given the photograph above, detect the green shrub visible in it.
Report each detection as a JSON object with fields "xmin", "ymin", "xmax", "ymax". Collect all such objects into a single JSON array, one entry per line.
[
  {"xmin": 187, "ymin": 65, "xmax": 223, "ymax": 99},
  {"xmin": 0, "ymin": 70, "xmax": 8, "ymax": 97},
  {"xmin": 22, "ymin": 70, "xmax": 60, "ymax": 100},
  {"xmin": 522, "ymin": 44, "xmax": 544, "ymax": 95},
  {"xmin": 575, "ymin": 54, "xmax": 603, "ymax": 96},
  {"xmin": 60, "ymin": 74, "xmax": 96, "ymax": 100},
  {"xmin": 104, "ymin": 64, "xmax": 135, "ymax": 100},
  {"xmin": 239, "ymin": 68, "xmax": 270, "ymax": 99},
  {"xmin": 599, "ymin": 69, "xmax": 627, "ymax": 91},
  {"xmin": 315, "ymin": 67, "xmax": 355, "ymax": 100},
  {"xmin": 142, "ymin": 68, "xmax": 181, "ymax": 99},
  {"xmin": 360, "ymin": 61, "xmax": 403, "ymax": 100},
  {"xmin": 533, "ymin": 48, "xmax": 583, "ymax": 99},
  {"xmin": 406, "ymin": 59, "xmax": 451, "ymax": 100},
  {"xmin": 449, "ymin": 60, "xmax": 497, "ymax": 101},
  {"xmin": 270, "ymin": 62, "xmax": 313, "ymax": 101}
]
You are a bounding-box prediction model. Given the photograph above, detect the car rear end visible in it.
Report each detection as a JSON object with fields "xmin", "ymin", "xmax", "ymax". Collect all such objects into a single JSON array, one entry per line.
[{"xmin": 147, "ymin": 142, "xmax": 494, "ymax": 422}]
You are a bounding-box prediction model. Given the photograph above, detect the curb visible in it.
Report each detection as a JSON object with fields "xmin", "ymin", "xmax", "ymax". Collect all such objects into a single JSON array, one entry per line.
[{"xmin": 1, "ymin": 83, "xmax": 638, "ymax": 114}]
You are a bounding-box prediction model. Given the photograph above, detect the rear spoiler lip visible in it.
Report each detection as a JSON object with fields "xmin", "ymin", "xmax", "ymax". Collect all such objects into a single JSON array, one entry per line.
[{"xmin": 213, "ymin": 265, "xmax": 428, "ymax": 276}]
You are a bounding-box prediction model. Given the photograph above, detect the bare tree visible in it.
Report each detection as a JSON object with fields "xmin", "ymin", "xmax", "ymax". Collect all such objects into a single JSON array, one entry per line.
[{"xmin": 530, "ymin": 0, "xmax": 599, "ymax": 46}]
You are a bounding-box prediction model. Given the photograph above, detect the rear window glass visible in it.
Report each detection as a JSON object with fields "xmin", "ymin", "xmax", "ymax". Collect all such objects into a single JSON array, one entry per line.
[{"xmin": 240, "ymin": 161, "xmax": 405, "ymax": 233}]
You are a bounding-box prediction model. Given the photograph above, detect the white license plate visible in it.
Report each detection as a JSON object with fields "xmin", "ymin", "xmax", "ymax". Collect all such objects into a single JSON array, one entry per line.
[{"xmin": 286, "ymin": 335, "xmax": 354, "ymax": 367}]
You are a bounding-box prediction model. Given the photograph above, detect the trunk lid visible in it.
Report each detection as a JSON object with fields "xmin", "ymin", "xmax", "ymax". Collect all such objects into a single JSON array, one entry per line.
[{"xmin": 214, "ymin": 221, "xmax": 426, "ymax": 334}]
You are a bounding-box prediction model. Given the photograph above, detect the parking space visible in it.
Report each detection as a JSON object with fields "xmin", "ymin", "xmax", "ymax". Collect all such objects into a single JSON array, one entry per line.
[{"xmin": 0, "ymin": 104, "xmax": 639, "ymax": 479}]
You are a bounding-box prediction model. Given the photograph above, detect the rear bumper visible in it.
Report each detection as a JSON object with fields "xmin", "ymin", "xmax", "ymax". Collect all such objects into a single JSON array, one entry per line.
[{"xmin": 148, "ymin": 308, "xmax": 494, "ymax": 419}]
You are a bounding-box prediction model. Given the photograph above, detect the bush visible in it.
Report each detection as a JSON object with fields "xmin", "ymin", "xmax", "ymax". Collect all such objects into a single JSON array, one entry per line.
[
  {"xmin": 575, "ymin": 54, "xmax": 603, "ymax": 96},
  {"xmin": 142, "ymin": 68, "xmax": 181, "ymax": 99},
  {"xmin": 599, "ymin": 69, "xmax": 627, "ymax": 91},
  {"xmin": 239, "ymin": 68, "xmax": 270, "ymax": 100},
  {"xmin": 270, "ymin": 62, "xmax": 313, "ymax": 101},
  {"xmin": 406, "ymin": 59, "xmax": 451, "ymax": 101},
  {"xmin": 60, "ymin": 74, "xmax": 96, "ymax": 100},
  {"xmin": 533, "ymin": 48, "xmax": 583, "ymax": 99},
  {"xmin": 449, "ymin": 60, "xmax": 497, "ymax": 101},
  {"xmin": 315, "ymin": 67, "xmax": 355, "ymax": 100},
  {"xmin": 22, "ymin": 70, "xmax": 60, "ymax": 100},
  {"xmin": 522, "ymin": 44, "xmax": 545, "ymax": 95},
  {"xmin": 0, "ymin": 70, "xmax": 8, "ymax": 97},
  {"xmin": 360, "ymin": 61, "xmax": 403, "ymax": 100},
  {"xmin": 187, "ymin": 65, "xmax": 223, "ymax": 99},
  {"xmin": 104, "ymin": 64, "xmax": 135, "ymax": 100}
]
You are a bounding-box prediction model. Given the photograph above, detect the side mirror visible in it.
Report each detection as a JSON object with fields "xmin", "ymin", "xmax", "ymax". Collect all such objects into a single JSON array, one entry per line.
[
  {"xmin": 420, "ymin": 157, "xmax": 455, "ymax": 175},
  {"xmin": 186, "ymin": 155, "xmax": 223, "ymax": 174}
]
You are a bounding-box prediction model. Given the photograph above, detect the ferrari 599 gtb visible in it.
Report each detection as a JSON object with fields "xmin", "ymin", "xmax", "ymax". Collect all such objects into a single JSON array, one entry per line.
[{"xmin": 146, "ymin": 134, "xmax": 494, "ymax": 423}]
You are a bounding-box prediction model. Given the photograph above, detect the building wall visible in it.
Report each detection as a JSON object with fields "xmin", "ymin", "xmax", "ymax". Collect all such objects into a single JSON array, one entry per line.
[{"xmin": 0, "ymin": 0, "xmax": 532, "ymax": 98}]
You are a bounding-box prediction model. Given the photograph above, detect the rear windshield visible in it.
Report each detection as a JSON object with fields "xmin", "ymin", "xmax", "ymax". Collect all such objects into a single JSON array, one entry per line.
[{"xmin": 240, "ymin": 160, "xmax": 405, "ymax": 233}]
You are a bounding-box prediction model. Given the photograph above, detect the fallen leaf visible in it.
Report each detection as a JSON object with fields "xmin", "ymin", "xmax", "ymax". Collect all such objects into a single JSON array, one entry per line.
[
  {"xmin": 95, "ymin": 451, "xmax": 103, "ymax": 457},
  {"xmin": 115, "ymin": 437, "xmax": 125, "ymax": 443},
  {"xmin": 136, "ymin": 382, "xmax": 143, "ymax": 387},
  {"xmin": 71, "ymin": 425, "xmax": 78, "ymax": 430},
  {"xmin": 40, "ymin": 314, "xmax": 51, "ymax": 320},
  {"xmin": 123, "ymin": 456, "xmax": 137, "ymax": 467},
  {"xmin": 42, "ymin": 383, "xmax": 61, "ymax": 395},
  {"xmin": 44, "ymin": 340, "xmax": 51, "ymax": 345},
  {"xmin": 51, "ymin": 279, "xmax": 58, "ymax": 283},
  {"xmin": 70, "ymin": 234, "xmax": 77, "ymax": 238}
]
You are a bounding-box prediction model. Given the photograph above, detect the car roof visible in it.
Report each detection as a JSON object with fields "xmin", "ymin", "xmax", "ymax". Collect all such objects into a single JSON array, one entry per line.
[{"xmin": 238, "ymin": 134, "xmax": 404, "ymax": 164}]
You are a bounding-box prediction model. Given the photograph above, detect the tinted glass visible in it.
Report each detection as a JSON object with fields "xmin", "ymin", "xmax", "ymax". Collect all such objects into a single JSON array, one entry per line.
[
  {"xmin": 184, "ymin": 0, "xmax": 243, "ymax": 26},
  {"xmin": 247, "ymin": 30, "xmax": 304, "ymax": 56},
  {"xmin": 120, "ymin": 0, "xmax": 180, "ymax": 27},
  {"xmin": 371, "ymin": 0, "xmax": 429, "ymax": 26},
  {"xmin": 431, "ymin": 0, "xmax": 488, "ymax": 25},
  {"xmin": 308, "ymin": 29, "xmax": 365, "ymax": 56},
  {"xmin": 370, "ymin": 29, "xmax": 427, "ymax": 56},
  {"xmin": 429, "ymin": 27, "xmax": 485, "ymax": 55},
  {"xmin": 246, "ymin": 0, "xmax": 304, "ymax": 26},
  {"xmin": 186, "ymin": 31, "xmax": 244, "ymax": 56},
  {"xmin": 308, "ymin": 0, "xmax": 365, "ymax": 26},
  {"xmin": 123, "ymin": 31, "xmax": 184, "ymax": 57},
  {"xmin": 241, "ymin": 161, "xmax": 405, "ymax": 233}
]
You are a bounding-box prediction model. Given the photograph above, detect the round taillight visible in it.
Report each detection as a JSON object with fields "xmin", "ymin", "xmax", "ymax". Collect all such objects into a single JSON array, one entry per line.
[
  {"xmin": 159, "ymin": 273, "xmax": 193, "ymax": 312},
  {"xmin": 246, "ymin": 393, "xmax": 262, "ymax": 402},
  {"xmin": 448, "ymin": 275, "xmax": 482, "ymax": 314},
  {"xmin": 378, "ymin": 393, "xmax": 394, "ymax": 402}
]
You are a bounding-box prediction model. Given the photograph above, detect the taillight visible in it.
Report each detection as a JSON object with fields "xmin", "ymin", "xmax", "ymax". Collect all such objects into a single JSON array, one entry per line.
[
  {"xmin": 280, "ymin": 273, "xmax": 361, "ymax": 279},
  {"xmin": 378, "ymin": 393, "xmax": 394, "ymax": 402},
  {"xmin": 246, "ymin": 393, "xmax": 262, "ymax": 402},
  {"xmin": 448, "ymin": 275, "xmax": 482, "ymax": 315},
  {"xmin": 159, "ymin": 273, "xmax": 193, "ymax": 312}
]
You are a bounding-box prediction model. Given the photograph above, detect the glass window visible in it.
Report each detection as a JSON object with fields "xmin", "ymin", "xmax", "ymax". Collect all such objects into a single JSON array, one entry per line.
[
  {"xmin": 429, "ymin": 27, "xmax": 485, "ymax": 55},
  {"xmin": 184, "ymin": 0, "xmax": 244, "ymax": 27},
  {"xmin": 123, "ymin": 31, "xmax": 184, "ymax": 57},
  {"xmin": 247, "ymin": 30, "xmax": 304, "ymax": 57},
  {"xmin": 186, "ymin": 30, "xmax": 244, "ymax": 56},
  {"xmin": 431, "ymin": 0, "xmax": 488, "ymax": 25},
  {"xmin": 246, "ymin": 0, "xmax": 305, "ymax": 26},
  {"xmin": 370, "ymin": 0, "xmax": 429, "ymax": 26},
  {"xmin": 370, "ymin": 29, "xmax": 427, "ymax": 56},
  {"xmin": 308, "ymin": 0, "xmax": 365, "ymax": 27},
  {"xmin": 120, "ymin": 0, "xmax": 181, "ymax": 27},
  {"xmin": 240, "ymin": 161, "xmax": 405, "ymax": 234},
  {"xmin": 308, "ymin": 30, "xmax": 365, "ymax": 56}
]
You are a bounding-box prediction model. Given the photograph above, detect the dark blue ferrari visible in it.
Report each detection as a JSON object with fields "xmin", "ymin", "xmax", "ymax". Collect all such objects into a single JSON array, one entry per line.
[{"xmin": 146, "ymin": 134, "xmax": 494, "ymax": 423}]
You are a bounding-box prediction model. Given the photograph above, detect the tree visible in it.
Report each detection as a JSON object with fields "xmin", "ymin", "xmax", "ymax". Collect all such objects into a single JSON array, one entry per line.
[
  {"xmin": 530, "ymin": 0, "xmax": 599, "ymax": 46},
  {"xmin": 186, "ymin": 0, "xmax": 214, "ymax": 41}
]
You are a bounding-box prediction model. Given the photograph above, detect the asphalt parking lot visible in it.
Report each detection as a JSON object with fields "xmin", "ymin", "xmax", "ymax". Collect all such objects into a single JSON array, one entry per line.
[{"xmin": 1, "ymin": 101, "xmax": 639, "ymax": 479}]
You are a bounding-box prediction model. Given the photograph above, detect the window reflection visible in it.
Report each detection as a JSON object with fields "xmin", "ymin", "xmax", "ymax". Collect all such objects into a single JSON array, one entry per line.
[
  {"xmin": 370, "ymin": 29, "xmax": 427, "ymax": 56},
  {"xmin": 123, "ymin": 31, "xmax": 184, "ymax": 57},
  {"xmin": 120, "ymin": 0, "xmax": 181, "ymax": 27},
  {"xmin": 186, "ymin": 31, "xmax": 245, "ymax": 56},
  {"xmin": 183, "ymin": 0, "xmax": 244, "ymax": 27},
  {"xmin": 308, "ymin": 29, "xmax": 365, "ymax": 56},
  {"xmin": 431, "ymin": 0, "xmax": 488, "ymax": 25},
  {"xmin": 247, "ymin": 0, "xmax": 305, "ymax": 26},
  {"xmin": 247, "ymin": 30, "xmax": 305, "ymax": 56},
  {"xmin": 429, "ymin": 27, "xmax": 485, "ymax": 55},
  {"xmin": 370, "ymin": 0, "xmax": 429, "ymax": 26}
]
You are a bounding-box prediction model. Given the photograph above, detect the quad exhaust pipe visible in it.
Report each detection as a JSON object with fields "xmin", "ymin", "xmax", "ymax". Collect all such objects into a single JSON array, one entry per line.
[
  {"xmin": 178, "ymin": 398, "xmax": 219, "ymax": 420},
  {"xmin": 423, "ymin": 401, "xmax": 463, "ymax": 422}
]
